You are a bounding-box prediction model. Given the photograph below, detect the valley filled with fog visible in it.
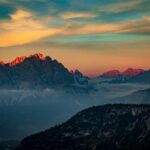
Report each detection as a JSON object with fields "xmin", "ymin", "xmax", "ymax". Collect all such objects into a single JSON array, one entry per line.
[{"xmin": 0, "ymin": 78, "xmax": 150, "ymax": 140}]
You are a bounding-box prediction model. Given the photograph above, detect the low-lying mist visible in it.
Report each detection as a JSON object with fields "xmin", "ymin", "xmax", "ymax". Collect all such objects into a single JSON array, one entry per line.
[{"xmin": 0, "ymin": 82, "xmax": 150, "ymax": 140}]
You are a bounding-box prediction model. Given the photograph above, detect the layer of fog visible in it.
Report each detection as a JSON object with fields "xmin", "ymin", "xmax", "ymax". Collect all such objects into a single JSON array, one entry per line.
[{"xmin": 0, "ymin": 81, "xmax": 150, "ymax": 140}]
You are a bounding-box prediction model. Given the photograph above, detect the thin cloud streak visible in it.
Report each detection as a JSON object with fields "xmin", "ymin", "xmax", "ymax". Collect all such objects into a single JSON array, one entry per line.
[
  {"xmin": 97, "ymin": 0, "xmax": 144, "ymax": 13},
  {"xmin": 60, "ymin": 17, "xmax": 150, "ymax": 35},
  {"xmin": 0, "ymin": 11, "xmax": 150, "ymax": 47},
  {"xmin": 61, "ymin": 12, "xmax": 96, "ymax": 19}
]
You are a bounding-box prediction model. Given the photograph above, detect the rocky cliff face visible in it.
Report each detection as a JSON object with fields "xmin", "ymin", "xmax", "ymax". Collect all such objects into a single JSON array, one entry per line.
[
  {"xmin": 0, "ymin": 54, "xmax": 74, "ymax": 89},
  {"xmin": 71, "ymin": 69, "xmax": 89, "ymax": 85},
  {"xmin": 16, "ymin": 104, "xmax": 150, "ymax": 150}
]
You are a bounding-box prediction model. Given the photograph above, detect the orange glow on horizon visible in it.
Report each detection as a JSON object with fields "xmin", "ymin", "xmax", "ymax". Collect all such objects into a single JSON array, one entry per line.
[{"xmin": 0, "ymin": 51, "xmax": 150, "ymax": 77}]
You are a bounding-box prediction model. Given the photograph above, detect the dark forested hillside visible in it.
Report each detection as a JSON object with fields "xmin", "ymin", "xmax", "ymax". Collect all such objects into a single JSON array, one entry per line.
[{"xmin": 16, "ymin": 104, "xmax": 150, "ymax": 150}]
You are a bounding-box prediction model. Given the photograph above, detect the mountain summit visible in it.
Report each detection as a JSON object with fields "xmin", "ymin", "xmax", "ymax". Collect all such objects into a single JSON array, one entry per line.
[
  {"xmin": 29, "ymin": 53, "xmax": 45, "ymax": 61},
  {"xmin": 101, "ymin": 68, "xmax": 144, "ymax": 78},
  {"xmin": 9, "ymin": 56, "xmax": 27, "ymax": 67},
  {"xmin": 122, "ymin": 68, "xmax": 144, "ymax": 77},
  {"xmin": 9, "ymin": 53, "xmax": 46, "ymax": 67},
  {"xmin": 0, "ymin": 54, "xmax": 74, "ymax": 89},
  {"xmin": 101, "ymin": 70, "xmax": 121, "ymax": 78},
  {"xmin": 0, "ymin": 61, "xmax": 4, "ymax": 66}
]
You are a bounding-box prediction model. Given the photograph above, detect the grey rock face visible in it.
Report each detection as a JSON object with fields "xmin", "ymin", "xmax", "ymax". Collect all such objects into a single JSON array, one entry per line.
[{"xmin": 0, "ymin": 54, "xmax": 74, "ymax": 89}]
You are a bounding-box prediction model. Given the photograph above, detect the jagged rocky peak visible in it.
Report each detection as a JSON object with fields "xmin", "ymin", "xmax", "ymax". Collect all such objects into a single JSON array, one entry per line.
[
  {"xmin": 0, "ymin": 61, "xmax": 4, "ymax": 66},
  {"xmin": 9, "ymin": 53, "xmax": 47, "ymax": 67},
  {"xmin": 70, "ymin": 69, "xmax": 83, "ymax": 77},
  {"xmin": 0, "ymin": 53, "xmax": 75, "ymax": 88},
  {"xmin": 45, "ymin": 56, "xmax": 52, "ymax": 61},
  {"xmin": 72, "ymin": 69, "xmax": 83, "ymax": 77},
  {"xmin": 101, "ymin": 68, "xmax": 145, "ymax": 78},
  {"xmin": 71, "ymin": 69, "xmax": 89, "ymax": 85},
  {"xmin": 101, "ymin": 69, "xmax": 121, "ymax": 77},
  {"xmin": 70, "ymin": 70, "xmax": 74, "ymax": 75},
  {"xmin": 29, "ymin": 53, "xmax": 46, "ymax": 60},
  {"xmin": 122, "ymin": 68, "xmax": 144, "ymax": 76},
  {"xmin": 9, "ymin": 56, "xmax": 27, "ymax": 67}
]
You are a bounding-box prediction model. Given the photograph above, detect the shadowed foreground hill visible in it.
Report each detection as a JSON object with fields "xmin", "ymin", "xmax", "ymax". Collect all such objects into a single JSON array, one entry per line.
[{"xmin": 16, "ymin": 104, "xmax": 150, "ymax": 150}]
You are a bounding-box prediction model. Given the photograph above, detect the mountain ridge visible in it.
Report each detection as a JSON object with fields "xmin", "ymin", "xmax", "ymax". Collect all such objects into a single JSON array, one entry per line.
[
  {"xmin": 16, "ymin": 104, "xmax": 150, "ymax": 150},
  {"xmin": 0, "ymin": 54, "xmax": 149, "ymax": 87},
  {"xmin": 0, "ymin": 53, "xmax": 75, "ymax": 89},
  {"xmin": 100, "ymin": 68, "xmax": 145, "ymax": 78}
]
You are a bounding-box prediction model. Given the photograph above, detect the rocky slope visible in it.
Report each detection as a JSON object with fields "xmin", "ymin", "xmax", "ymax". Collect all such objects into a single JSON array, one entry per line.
[
  {"xmin": 0, "ymin": 54, "xmax": 74, "ymax": 89},
  {"xmin": 71, "ymin": 69, "xmax": 89, "ymax": 85},
  {"xmin": 16, "ymin": 104, "xmax": 150, "ymax": 150}
]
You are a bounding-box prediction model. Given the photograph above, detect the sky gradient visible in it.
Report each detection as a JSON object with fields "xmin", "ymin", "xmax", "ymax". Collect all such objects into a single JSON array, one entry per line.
[{"xmin": 0, "ymin": 0, "xmax": 150, "ymax": 76}]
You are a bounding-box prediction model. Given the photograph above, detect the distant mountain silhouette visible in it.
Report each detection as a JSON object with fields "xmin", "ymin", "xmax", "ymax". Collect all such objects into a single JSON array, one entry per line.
[
  {"xmin": 0, "ymin": 61, "xmax": 4, "ymax": 65},
  {"xmin": 0, "ymin": 53, "xmax": 74, "ymax": 89},
  {"xmin": 100, "ymin": 68, "xmax": 144, "ymax": 79},
  {"xmin": 101, "ymin": 70, "xmax": 121, "ymax": 78},
  {"xmin": 101, "ymin": 69, "xmax": 150, "ymax": 84},
  {"xmin": 16, "ymin": 104, "xmax": 150, "ymax": 150},
  {"xmin": 127, "ymin": 69, "xmax": 150, "ymax": 83},
  {"xmin": 0, "ymin": 54, "xmax": 149, "ymax": 87}
]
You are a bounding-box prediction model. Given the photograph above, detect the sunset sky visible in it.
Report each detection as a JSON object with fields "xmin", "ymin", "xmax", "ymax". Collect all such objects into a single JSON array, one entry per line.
[{"xmin": 0, "ymin": 0, "xmax": 150, "ymax": 76}]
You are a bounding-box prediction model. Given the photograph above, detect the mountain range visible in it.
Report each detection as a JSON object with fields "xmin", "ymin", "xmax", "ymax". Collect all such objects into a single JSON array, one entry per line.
[
  {"xmin": 0, "ymin": 53, "xmax": 74, "ymax": 89},
  {"xmin": 127, "ymin": 70, "xmax": 150, "ymax": 83},
  {"xmin": 101, "ymin": 69, "xmax": 150, "ymax": 84},
  {"xmin": 100, "ymin": 68, "xmax": 144, "ymax": 79},
  {"xmin": 16, "ymin": 104, "xmax": 150, "ymax": 150},
  {"xmin": 0, "ymin": 54, "xmax": 150, "ymax": 150},
  {"xmin": 0, "ymin": 53, "xmax": 150, "ymax": 89}
]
